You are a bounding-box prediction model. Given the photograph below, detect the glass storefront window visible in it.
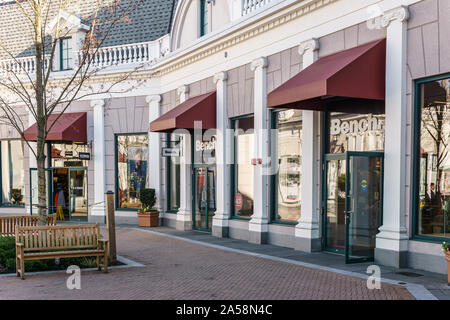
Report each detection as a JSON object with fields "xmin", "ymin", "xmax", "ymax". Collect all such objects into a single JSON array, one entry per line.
[
  {"xmin": 168, "ymin": 133, "xmax": 180, "ymax": 211},
  {"xmin": 51, "ymin": 143, "xmax": 88, "ymax": 167},
  {"xmin": 328, "ymin": 112, "xmax": 385, "ymax": 154},
  {"xmin": 1, "ymin": 140, "xmax": 25, "ymax": 206},
  {"xmin": 116, "ymin": 134, "xmax": 149, "ymax": 210},
  {"xmin": 416, "ymin": 77, "xmax": 450, "ymax": 239},
  {"xmin": 273, "ymin": 109, "xmax": 302, "ymax": 222},
  {"xmin": 232, "ymin": 116, "xmax": 254, "ymax": 218}
]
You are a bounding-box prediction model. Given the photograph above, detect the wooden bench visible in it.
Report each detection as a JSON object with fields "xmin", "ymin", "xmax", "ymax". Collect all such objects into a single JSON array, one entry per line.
[
  {"xmin": 15, "ymin": 224, "xmax": 109, "ymax": 279},
  {"xmin": 0, "ymin": 214, "xmax": 57, "ymax": 237}
]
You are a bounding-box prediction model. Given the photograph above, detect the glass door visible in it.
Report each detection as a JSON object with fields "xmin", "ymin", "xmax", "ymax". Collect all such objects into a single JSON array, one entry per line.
[
  {"xmin": 68, "ymin": 168, "xmax": 88, "ymax": 221},
  {"xmin": 193, "ymin": 166, "xmax": 216, "ymax": 231},
  {"xmin": 345, "ymin": 152, "xmax": 383, "ymax": 263},
  {"xmin": 324, "ymin": 155, "xmax": 347, "ymax": 253}
]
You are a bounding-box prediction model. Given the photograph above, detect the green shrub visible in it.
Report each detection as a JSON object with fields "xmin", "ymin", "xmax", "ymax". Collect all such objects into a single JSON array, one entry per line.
[{"xmin": 140, "ymin": 188, "xmax": 156, "ymax": 210}]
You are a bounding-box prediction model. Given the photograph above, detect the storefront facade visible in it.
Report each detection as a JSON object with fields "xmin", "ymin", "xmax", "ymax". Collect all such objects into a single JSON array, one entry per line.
[
  {"xmin": 1, "ymin": 0, "xmax": 449, "ymax": 275},
  {"xmin": 147, "ymin": 0, "xmax": 450, "ymax": 274}
]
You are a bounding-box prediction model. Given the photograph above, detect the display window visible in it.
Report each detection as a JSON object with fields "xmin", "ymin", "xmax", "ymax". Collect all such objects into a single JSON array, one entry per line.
[
  {"xmin": 415, "ymin": 75, "xmax": 450, "ymax": 240},
  {"xmin": 0, "ymin": 140, "xmax": 25, "ymax": 207},
  {"xmin": 116, "ymin": 133, "xmax": 149, "ymax": 210},
  {"xmin": 167, "ymin": 133, "xmax": 180, "ymax": 212},
  {"xmin": 231, "ymin": 116, "xmax": 254, "ymax": 218},
  {"xmin": 272, "ymin": 109, "xmax": 302, "ymax": 223}
]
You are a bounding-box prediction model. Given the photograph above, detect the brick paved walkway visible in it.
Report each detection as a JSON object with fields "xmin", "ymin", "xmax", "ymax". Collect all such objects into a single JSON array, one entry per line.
[{"xmin": 0, "ymin": 228, "xmax": 415, "ymax": 300}]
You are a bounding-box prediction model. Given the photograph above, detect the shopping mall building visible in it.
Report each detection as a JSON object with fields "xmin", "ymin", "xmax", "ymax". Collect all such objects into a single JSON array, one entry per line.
[{"xmin": 0, "ymin": 0, "xmax": 449, "ymax": 274}]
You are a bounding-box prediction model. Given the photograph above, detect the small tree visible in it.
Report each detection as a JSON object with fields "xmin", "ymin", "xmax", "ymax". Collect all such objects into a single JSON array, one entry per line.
[
  {"xmin": 139, "ymin": 188, "xmax": 156, "ymax": 212},
  {"xmin": 0, "ymin": 0, "xmax": 145, "ymax": 225}
]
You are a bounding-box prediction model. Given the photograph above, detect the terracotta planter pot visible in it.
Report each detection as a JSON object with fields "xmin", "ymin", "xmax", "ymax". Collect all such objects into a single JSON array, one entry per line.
[
  {"xmin": 137, "ymin": 211, "xmax": 159, "ymax": 227},
  {"xmin": 446, "ymin": 252, "xmax": 450, "ymax": 285}
]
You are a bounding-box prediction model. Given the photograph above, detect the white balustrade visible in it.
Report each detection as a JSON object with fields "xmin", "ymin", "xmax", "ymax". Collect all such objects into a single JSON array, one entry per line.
[
  {"xmin": 242, "ymin": 0, "xmax": 272, "ymax": 15},
  {"xmin": 0, "ymin": 34, "xmax": 171, "ymax": 76}
]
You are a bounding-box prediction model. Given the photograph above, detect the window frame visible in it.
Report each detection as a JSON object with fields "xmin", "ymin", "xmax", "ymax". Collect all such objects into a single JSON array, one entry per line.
[
  {"xmin": 269, "ymin": 109, "xmax": 301, "ymax": 226},
  {"xmin": 412, "ymin": 73, "xmax": 450, "ymax": 243},
  {"xmin": 114, "ymin": 132, "xmax": 149, "ymax": 211},
  {"xmin": 199, "ymin": 0, "xmax": 209, "ymax": 37},
  {"xmin": 166, "ymin": 133, "xmax": 180, "ymax": 213},
  {"xmin": 230, "ymin": 114, "xmax": 254, "ymax": 220},
  {"xmin": 59, "ymin": 37, "xmax": 73, "ymax": 71},
  {"xmin": 0, "ymin": 139, "xmax": 25, "ymax": 208}
]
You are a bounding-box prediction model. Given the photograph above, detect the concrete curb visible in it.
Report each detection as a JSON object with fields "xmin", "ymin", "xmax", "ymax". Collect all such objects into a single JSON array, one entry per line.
[{"xmin": 0, "ymin": 255, "xmax": 144, "ymax": 278}]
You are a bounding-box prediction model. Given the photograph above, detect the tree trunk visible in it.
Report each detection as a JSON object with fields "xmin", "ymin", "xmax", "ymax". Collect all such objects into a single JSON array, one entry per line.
[{"xmin": 34, "ymin": 1, "xmax": 47, "ymax": 226}]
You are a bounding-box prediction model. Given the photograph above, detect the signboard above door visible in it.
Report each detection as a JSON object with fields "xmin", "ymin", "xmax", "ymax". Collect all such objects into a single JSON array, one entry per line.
[{"xmin": 162, "ymin": 148, "xmax": 180, "ymax": 157}]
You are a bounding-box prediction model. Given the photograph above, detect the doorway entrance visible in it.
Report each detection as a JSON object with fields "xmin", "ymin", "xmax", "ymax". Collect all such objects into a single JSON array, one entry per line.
[
  {"xmin": 192, "ymin": 166, "xmax": 216, "ymax": 231},
  {"xmin": 323, "ymin": 152, "xmax": 383, "ymax": 263},
  {"xmin": 30, "ymin": 167, "xmax": 88, "ymax": 221}
]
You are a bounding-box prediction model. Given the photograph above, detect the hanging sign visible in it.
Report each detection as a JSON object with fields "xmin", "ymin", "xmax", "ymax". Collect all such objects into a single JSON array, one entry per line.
[
  {"xmin": 78, "ymin": 152, "xmax": 91, "ymax": 160},
  {"xmin": 162, "ymin": 148, "xmax": 180, "ymax": 157}
]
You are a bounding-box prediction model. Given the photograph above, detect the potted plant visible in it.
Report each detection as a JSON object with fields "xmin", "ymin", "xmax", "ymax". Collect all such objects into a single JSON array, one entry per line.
[
  {"xmin": 444, "ymin": 242, "xmax": 450, "ymax": 285},
  {"xmin": 137, "ymin": 188, "xmax": 159, "ymax": 227}
]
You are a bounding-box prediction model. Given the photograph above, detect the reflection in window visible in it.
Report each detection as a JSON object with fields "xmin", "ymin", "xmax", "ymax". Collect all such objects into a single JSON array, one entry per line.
[
  {"xmin": 232, "ymin": 116, "xmax": 254, "ymax": 218},
  {"xmin": 116, "ymin": 134, "xmax": 148, "ymax": 209},
  {"xmin": 51, "ymin": 143, "xmax": 88, "ymax": 167},
  {"xmin": 273, "ymin": 109, "xmax": 302, "ymax": 222},
  {"xmin": 328, "ymin": 112, "xmax": 385, "ymax": 154},
  {"xmin": 168, "ymin": 133, "xmax": 180, "ymax": 211},
  {"xmin": 417, "ymin": 77, "xmax": 450, "ymax": 238},
  {"xmin": 1, "ymin": 140, "xmax": 25, "ymax": 206}
]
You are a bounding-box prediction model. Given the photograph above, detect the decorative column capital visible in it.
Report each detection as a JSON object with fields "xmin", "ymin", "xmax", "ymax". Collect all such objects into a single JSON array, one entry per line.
[
  {"xmin": 213, "ymin": 71, "xmax": 228, "ymax": 84},
  {"xmin": 250, "ymin": 57, "xmax": 268, "ymax": 72},
  {"xmin": 298, "ymin": 38, "xmax": 319, "ymax": 56},
  {"xmin": 177, "ymin": 85, "xmax": 190, "ymax": 97},
  {"xmin": 146, "ymin": 94, "xmax": 162, "ymax": 105},
  {"xmin": 90, "ymin": 99, "xmax": 105, "ymax": 108},
  {"xmin": 381, "ymin": 6, "xmax": 409, "ymax": 28}
]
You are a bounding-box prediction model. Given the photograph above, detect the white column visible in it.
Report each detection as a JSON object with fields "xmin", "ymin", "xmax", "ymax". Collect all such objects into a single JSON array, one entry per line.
[
  {"xmin": 176, "ymin": 85, "xmax": 192, "ymax": 230},
  {"xmin": 295, "ymin": 39, "xmax": 321, "ymax": 252},
  {"xmin": 375, "ymin": 6, "xmax": 410, "ymax": 268},
  {"xmin": 91, "ymin": 99, "xmax": 106, "ymax": 219},
  {"xmin": 212, "ymin": 71, "xmax": 230, "ymax": 238},
  {"xmin": 147, "ymin": 95, "xmax": 162, "ymax": 214},
  {"xmin": 249, "ymin": 57, "xmax": 269, "ymax": 244}
]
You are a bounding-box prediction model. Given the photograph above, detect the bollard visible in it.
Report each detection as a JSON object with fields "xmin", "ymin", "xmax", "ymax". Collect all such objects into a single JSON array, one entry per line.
[{"xmin": 105, "ymin": 191, "xmax": 117, "ymax": 263}]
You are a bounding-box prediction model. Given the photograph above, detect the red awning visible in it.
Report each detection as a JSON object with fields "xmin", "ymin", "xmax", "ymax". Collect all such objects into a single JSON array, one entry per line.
[
  {"xmin": 23, "ymin": 112, "xmax": 87, "ymax": 143},
  {"xmin": 267, "ymin": 39, "xmax": 386, "ymax": 111},
  {"xmin": 150, "ymin": 91, "xmax": 216, "ymax": 133}
]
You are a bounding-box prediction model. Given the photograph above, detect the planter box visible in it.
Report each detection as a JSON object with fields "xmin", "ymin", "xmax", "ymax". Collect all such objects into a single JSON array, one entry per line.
[{"xmin": 137, "ymin": 211, "xmax": 159, "ymax": 227}]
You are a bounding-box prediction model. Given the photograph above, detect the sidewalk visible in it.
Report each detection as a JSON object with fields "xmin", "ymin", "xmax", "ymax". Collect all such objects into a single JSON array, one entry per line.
[
  {"xmin": 133, "ymin": 226, "xmax": 449, "ymax": 300},
  {"xmin": 0, "ymin": 226, "xmax": 417, "ymax": 300}
]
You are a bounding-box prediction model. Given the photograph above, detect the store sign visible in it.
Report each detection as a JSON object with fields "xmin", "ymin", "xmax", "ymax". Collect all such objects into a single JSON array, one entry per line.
[
  {"xmin": 65, "ymin": 151, "xmax": 74, "ymax": 157},
  {"xmin": 64, "ymin": 160, "xmax": 84, "ymax": 167},
  {"xmin": 330, "ymin": 115, "xmax": 383, "ymax": 136},
  {"xmin": 162, "ymin": 148, "xmax": 180, "ymax": 157},
  {"xmin": 195, "ymin": 136, "xmax": 216, "ymax": 152},
  {"xmin": 78, "ymin": 152, "xmax": 91, "ymax": 160}
]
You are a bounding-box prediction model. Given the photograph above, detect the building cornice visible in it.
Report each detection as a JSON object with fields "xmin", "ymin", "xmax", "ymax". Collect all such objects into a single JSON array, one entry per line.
[{"xmin": 153, "ymin": 0, "xmax": 338, "ymax": 76}]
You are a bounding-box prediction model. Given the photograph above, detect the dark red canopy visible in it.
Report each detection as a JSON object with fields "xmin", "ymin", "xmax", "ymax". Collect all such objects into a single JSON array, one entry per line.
[
  {"xmin": 150, "ymin": 91, "xmax": 216, "ymax": 133},
  {"xmin": 267, "ymin": 39, "xmax": 386, "ymax": 111},
  {"xmin": 23, "ymin": 112, "xmax": 87, "ymax": 143}
]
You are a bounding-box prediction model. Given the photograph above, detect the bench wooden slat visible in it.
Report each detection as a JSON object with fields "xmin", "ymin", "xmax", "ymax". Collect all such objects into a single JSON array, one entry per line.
[{"xmin": 15, "ymin": 223, "xmax": 108, "ymax": 279}]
